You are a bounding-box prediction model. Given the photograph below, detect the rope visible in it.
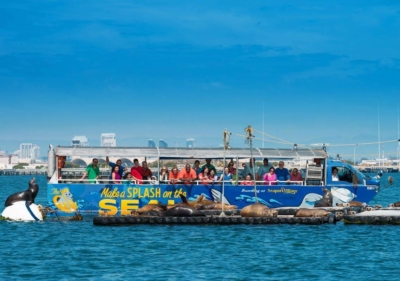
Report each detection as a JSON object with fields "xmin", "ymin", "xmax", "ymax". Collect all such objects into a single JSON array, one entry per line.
[{"xmin": 25, "ymin": 201, "xmax": 40, "ymax": 221}]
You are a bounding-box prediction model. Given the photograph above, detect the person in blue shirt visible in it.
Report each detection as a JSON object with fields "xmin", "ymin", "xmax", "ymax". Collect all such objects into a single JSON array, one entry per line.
[
  {"xmin": 106, "ymin": 156, "xmax": 126, "ymax": 180},
  {"xmin": 275, "ymin": 161, "xmax": 290, "ymax": 183}
]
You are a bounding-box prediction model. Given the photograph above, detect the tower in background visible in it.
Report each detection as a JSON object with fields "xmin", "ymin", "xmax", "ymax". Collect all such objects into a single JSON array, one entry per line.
[
  {"xmin": 159, "ymin": 139, "xmax": 168, "ymax": 148},
  {"xmin": 186, "ymin": 138, "xmax": 195, "ymax": 148}
]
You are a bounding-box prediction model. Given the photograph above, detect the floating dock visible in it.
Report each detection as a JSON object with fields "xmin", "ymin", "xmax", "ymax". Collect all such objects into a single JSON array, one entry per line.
[
  {"xmin": 93, "ymin": 213, "xmax": 337, "ymax": 226},
  {"xmin": 344, "ymin": 209, "xmax": 400, "ymax": 225}
]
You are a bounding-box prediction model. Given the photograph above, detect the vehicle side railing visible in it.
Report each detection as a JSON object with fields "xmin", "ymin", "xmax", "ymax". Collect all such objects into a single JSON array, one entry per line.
[{"xmin": 57, "ymin": 179, "xmax": 305, "ymax": 185}]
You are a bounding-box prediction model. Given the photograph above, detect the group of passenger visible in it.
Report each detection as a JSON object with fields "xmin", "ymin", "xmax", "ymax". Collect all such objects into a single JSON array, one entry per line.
[
  {"xmin": 160, "ymin": 159, "xmax": 231, "ymax": 185},
  {"xmin": 80, "ymin": 157, "xmax": 305, "ymax": 185},
  {"xmin": 240, "ymin": 158, "xmax": 303, "ymax": 186}
]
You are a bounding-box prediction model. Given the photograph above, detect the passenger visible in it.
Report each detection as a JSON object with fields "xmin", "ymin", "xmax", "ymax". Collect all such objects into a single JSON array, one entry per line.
[
  {"xmin": 80, "ymin": 158, "xmax": 100, "ymax": 184},
  {"xmin": 275, "ymin": 161, "xmax": 290, "ymax": 183},
  {"xmin": 256, "ymin": 158, "xmax": 273, "ymax": 182},
  {"xmin": 209, "ymin": 170, "xmax": 218, "ymax": 182},
  {"xmin": 178, "ymin": 163, "xmax": 197, "ymax": 184},
  {"xmin": 198, "ymin": 167, "xmax": 211, "ymax": 185},
  {"xmin": 218, "ymin": 167, "xmax": 232, "ymax": 185},
  {"xmin": 201, "ymin": 158, "xmax": 217, "ymax": 173},
  {"xmin": 193, "ymin": 160, "xmax": 202, "ymax": 177},
  {"xmin": 159, "ymin": 166, "xmax": 169, "ymax": 183},
  {"xmin": 290, "ymin": 168, "xmax": 303, "ymax": 183},
  {"xmin": 130, "ymin": 168, "xmax": 143, "ymax": 184},
  {"xmin": 111, "ymin": 166, "xmax": 122, "ymax": 184},
  {"xmin": 131, "ymin": 158, "xmax": 143, "ymax": 177},
  {"xmin": 241, "ymin": 174, "xmax": 254, "ymax": 186},
  {"xmin": 263, "ymin": 167, "xmax": 277, "ymax": 185},
  {"xmin": 106, "ymin": 157, "xmax": 126, "ymax": 181},
  {"xmin": 169, "ymin": 166, "xmax": 180, "ymax": 184},
  {"xmin": 332, "ymin": 167, "xmax": 339, "ymax": 181},
  {"xmin": 57, "ymin": 156, "xmax": 66, "ymax": 179},
  {"xmin": 241, "ymin": 158, "xmax": 256, "ymax": 180},
  {"xmin": 123, "ymin": 172, "xmax": 134, "ymax": 184},
  {"xmin": 141, "ymin": 161, "xmax": 153, "ymax": 182},
  {"xmin": 228, "ymin": 161, "xmax": 237, "ymax": 176}
]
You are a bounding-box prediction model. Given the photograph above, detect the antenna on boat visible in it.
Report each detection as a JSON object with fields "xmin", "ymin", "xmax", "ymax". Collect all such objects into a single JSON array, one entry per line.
[
  {"xmin": 398, "ymin": 100, "xmax": 399, "ymax": 163},
  {"xmin": 220, "ymin": 129, "xmax": 231, "ymax": 217},
  {"xmin": 245, "ymin": 125, "xmax": 258, "ymax": 203},
  {"xmin": 378, "ymin": 101, "xmax": 381, "ymax": 167}
]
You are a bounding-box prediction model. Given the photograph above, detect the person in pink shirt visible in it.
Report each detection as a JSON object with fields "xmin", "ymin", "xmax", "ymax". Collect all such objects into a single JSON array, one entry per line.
[
  {"xmin": 263, "ymin": 167, "xmax": 277, "ymax": 185},
  {"xmin": 290, "ymin": 168, "xmax": 303, "ymax": 184},
  {"xmin": 112, "ymin": 166, "xmax": 121, "ymax": 184}
]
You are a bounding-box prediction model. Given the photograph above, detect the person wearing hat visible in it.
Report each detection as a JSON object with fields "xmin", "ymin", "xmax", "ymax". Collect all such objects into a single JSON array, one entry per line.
[{"xmin": 256, "ymin": 158, "xmax": 273, "ymax": 182}]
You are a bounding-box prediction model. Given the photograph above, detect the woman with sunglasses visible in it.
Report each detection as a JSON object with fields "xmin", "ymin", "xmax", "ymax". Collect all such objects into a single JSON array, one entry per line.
[{"xmin": 159, "ymin": 166, "xmax": 169, "ymax": 183}]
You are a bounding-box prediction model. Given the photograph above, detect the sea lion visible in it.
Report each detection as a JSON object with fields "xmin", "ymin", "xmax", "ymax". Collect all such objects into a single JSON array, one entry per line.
[
  {"xmin": 202, "ymin": 202, "xmax": 238, "ymax": 210},
  {"xmin": 314, "ymin": 188, "xmax": 332, "ymax": 207},
  {"xmin": 336, "ymin": 201, "xmax": 365, "ymax": 207},
  {"xmin": 162, "ymin": 205, "xmax": 206, "ymax": 217},
  {"xmin": 4, "ymin": 178, "xmax": 39, "ymax": 207},
  {"xmin": 294, "ymin": 208, "xmax": 330, "ymax": 217},
  {"xmin": 240, "ymin": 203, "xmax": 278, "ymax": 217},
  {"xmin": 165, "ymin": 194, "xmax": 204, "ymax": 210},
  {"xmin": 131, "ymin": 204, "xmax": 165, "ymax": 216},
  {"xmin": 392, "ymin": 201, "xmax": 400, "ymax": 207}
]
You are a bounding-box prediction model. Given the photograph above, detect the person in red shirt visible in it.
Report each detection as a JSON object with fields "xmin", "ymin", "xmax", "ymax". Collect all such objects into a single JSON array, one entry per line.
[
  {"xmin": 169, "ymin": 166, "xmax": 180, "ymax": 184},
  {"xmin": 141, "ymin": 161, "xmax": 153, "ymax": 182},
  {"xmin": 290, "ymin": 168, "xmax": 303, "ymax": 183},
  {"xmin": 130, "ymin": 158, "xmax": 143, "ymax": 177},
  {"xmin": 178, "ymin": 163, "xmax": 197, "ymax": 184}
]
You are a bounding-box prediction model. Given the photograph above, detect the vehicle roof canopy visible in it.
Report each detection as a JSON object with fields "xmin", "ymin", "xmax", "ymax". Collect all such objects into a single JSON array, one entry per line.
[{"xmin": 54, "ymin": 146, "xmax": 327, "ymax": 160}]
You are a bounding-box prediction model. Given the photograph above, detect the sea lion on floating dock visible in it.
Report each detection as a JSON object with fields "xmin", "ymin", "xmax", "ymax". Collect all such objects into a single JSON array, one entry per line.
[
  {"xmin": 391, "ymin": 201, "xmax": 400, "ymax": 207},
  {"xmin": 294, "ymin": 208, "xmax": 330, "ymax": 217},
  {"xmin": 240, "ymin": 203, "xmax": 278, "ymax": 217},
  {"xmin": 4, "ymin": 178, "xmax": 39, "ymax": 207},
  {"xmin": 314, "ymin": 188, "xmax": 332, "ymax": 207},
  {"xmin": 131, "ymin": 204, "xmax": 165, "ymax": 216},
  {"xmin": 202, "ymin": 202, "xmax": 238, "ymax": 210},
  {"xmin": 161, "ymin": 205, "xmax": 206, "ymax": 217},
  {"xmin": 336, "ymin": 201, "xmax": 365, "ymax": 207}
]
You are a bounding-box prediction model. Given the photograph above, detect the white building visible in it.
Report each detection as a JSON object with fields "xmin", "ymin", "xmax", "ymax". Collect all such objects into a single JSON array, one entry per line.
[
  {"xmin": 72, "ymin": 136, "xmax": 89, "ymax": 147},
  {"xmin": 101, "ymin": 133, "xmax": 116, "ymax": 147},
  {"xmin": 18, "ymin": 143, "xmax": 40, "ymax": 162}
]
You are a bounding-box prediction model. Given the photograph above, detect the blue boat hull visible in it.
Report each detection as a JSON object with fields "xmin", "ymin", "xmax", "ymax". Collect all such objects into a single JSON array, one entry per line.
[{"xmin": 47, "ymin": 183, "xmax": 379, "ymax": 216}]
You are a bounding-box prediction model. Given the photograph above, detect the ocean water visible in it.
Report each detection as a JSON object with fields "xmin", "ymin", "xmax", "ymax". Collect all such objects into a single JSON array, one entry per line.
[{"xmin": 1, "ymin": 174, "xmax": 400, "ymax": 280}]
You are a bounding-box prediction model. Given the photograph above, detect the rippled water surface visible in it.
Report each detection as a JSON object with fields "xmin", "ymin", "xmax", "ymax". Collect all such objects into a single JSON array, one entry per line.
[{"xmin": 1, "ymin": 174, "xmax": 400, "ymax": 280}]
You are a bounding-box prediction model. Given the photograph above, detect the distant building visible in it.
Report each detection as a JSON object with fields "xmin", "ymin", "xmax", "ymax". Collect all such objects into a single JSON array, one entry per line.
[
  {"xmin": 159, "ymin": 139, "xmax": 168, "ymax": 148},
  {"xmin": 19, "ymin": 143, "xmax": 40, "ymax": 161},
  {"xmin": 72, "ymin": 136, "xmax": 89, "ymax": 147},
  {"xmin": 186, "ymin": 138, "xmax": 195, "ymax": 148},
  {"xmin": 101, "ymin": 133, "xmax": 116, "ymax": 147},
  {"xmin": 148, "ymin": 139, "xmax": 156, "ymax": 148}
]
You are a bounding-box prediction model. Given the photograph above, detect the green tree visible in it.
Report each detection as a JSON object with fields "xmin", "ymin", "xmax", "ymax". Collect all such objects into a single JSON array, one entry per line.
[{"xmin": 13, "ymin": 163, "xmax": 29, "ymax": 169}]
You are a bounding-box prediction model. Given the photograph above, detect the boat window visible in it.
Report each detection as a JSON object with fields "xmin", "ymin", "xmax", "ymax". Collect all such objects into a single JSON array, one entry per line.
[{"xmin": 337, "ymin": 166, "xmax": 363, "ymax": 184}]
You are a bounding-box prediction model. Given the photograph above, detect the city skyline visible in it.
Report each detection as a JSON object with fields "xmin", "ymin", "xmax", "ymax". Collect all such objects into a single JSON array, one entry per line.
[{"xmin": 1, "ymin": 1, "xmax": 400, "ymax": 161}]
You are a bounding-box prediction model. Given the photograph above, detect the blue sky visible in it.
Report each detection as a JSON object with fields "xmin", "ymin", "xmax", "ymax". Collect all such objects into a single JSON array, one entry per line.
[{"xmin": 0, "ymin": 0, "xmax": 399, "ymax": 160}]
